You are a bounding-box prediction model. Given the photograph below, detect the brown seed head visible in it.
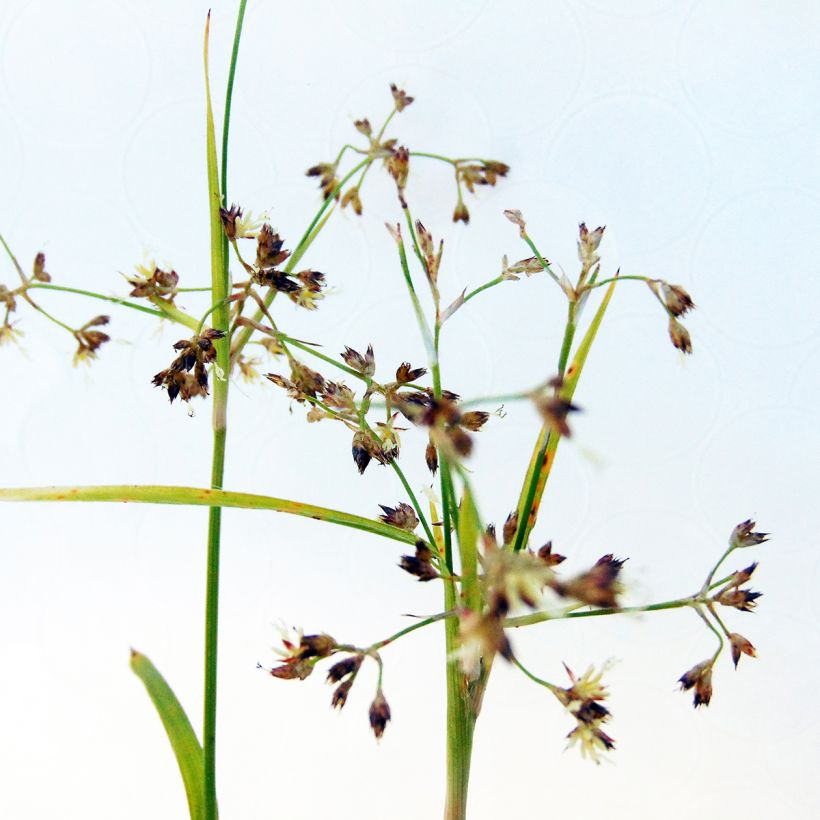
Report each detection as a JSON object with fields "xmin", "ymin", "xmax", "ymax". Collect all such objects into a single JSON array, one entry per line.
[
  {"xmin": 678, "ymin": 660, "xmax": 713, "ymax": 707},
  {"xmin": 452, "ymin": 200, "xmax": 470, "ymax": 224},
  {"xmin": 390, "ymin": 83, "xmax": 414, "ymax": 112},
  {"xmin": 668, "ymin": 317, "xmax": 693, "ymax": 354},
  {"xmin": 32, "ymin": 252, "xmax": 51, "ymax": 282},
  {"xmin": 379, "ymin": 502, "xmax": 419, "ymax": 531},
  {"xmin": 369, "ymin": 689, "xmax": 392, "ymax": 739},
  {"xmin": 729, "ymin": 632, "xmax": 756, "ymax": 668},
  {"xmin": 730, "ymin": 520, "xmax": 769, "ymax": 549}
]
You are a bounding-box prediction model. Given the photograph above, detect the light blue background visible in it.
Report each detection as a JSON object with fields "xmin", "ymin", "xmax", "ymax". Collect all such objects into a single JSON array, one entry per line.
[{"xmin": 1, "ymin": 1, "xmax": 818, "ymax": 818}]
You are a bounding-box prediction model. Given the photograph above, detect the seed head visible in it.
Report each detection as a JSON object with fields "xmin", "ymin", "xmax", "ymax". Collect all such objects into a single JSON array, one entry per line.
[
  {"xmin": 368, "ymin": 689, "xmax": 392, "ymax": 739},
  {"xmin": 678, "ymin": 660, "xmax": 713, "ymax": 707},
  {"xmin": 729, "ymin": 632, "xmax": 756, "ymax": 668},
  {"xmin": 668, "ymin": 317, "xmax": 693, "ymax": 354},
  {"xmin": 730, "ymin": 519, "xmax": 769, "ymax": 549}
]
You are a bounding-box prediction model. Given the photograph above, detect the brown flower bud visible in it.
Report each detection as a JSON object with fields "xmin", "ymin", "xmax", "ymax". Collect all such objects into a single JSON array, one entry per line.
[
  {"xmin": 331, "ymin": 679, "xmax": 353, "ymax": 709},
  {"xmin": 425, "ymin": 438, "xmax": 439, "ymax": 474},
  {"xmin": 369, "ymin": 689, "xmax": 392, "ymax": 739},
  {"xmin": 504, "ymin": 209, "xmax": 527, "ymax": 237},
  {"xmin": 379, "ymin": 502, "xmax": 419, "ymax": 531},
  {"xmin": 341, "ymin": 186, "xmax": 363, "ymax": 215},
  {"xmin": 452, "ymin": 200, "xmax": 470, "ymax": 224},
  {"xmin": 729, "ymin": 632, "xmax": 756, "ymax": 668},
  {"xmin": 551, "ymin": 554, "xmax": 626, "ymax": 608},
  {"xmin": 327, "ymin": 655, "xmax": 363, "ymax": 684},
  {"xmin": 342, "ymin": 344, "xmax": 376, "ymax": 377},
  {"xmin": 354, "ymin": 118, "xmax": 372, "ymax": 137},
  {"xmin": 297, "ymin": 634, "xmax": 336, "ymax": 659},
  {"xmin": 32, "ymin": 252, "xmax": 51, "ymax": 282},
  {"xmin": 390, "ymin": 83, "xmax": 414, "ymax": 112},
  {"xmin": 668, "ymin": 317, "xmax": 693, "ymax": 354},
  {"xmin": 660, "ymin": 282, "xmax": 695, "ymax": 317},
  {"xmin": 460, "ymin": 411, "xmax": 489, "ymax": 432},
  {"xmin": 678, "ymin": 660, "xmax": 713, "ymax": 707},
  {"xmin": 502, "ymin": 511, "xmax": 519, "ymax": 546},
  {"xmin": 395, "ymin": 361, "xmax": 427, "ymax": 384},
  {"xmin": 537, "ymin": 541, "xmax": 566, "ymax": 566},
  {"xmin": 730, "ymin": 520, "xmax": 769, "ymax": 549},
  {"xmin": 219, "ymin": 203, "xmax": 242, "ymax": 241},
  {"xmin": 713, "ymin": 587, "xmax": 762, "ymax": 612}
]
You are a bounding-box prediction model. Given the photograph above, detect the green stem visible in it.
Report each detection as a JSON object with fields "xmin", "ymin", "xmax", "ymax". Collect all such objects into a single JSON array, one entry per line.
[
  {"xmin": 229, "ymin": 159, "xmax": 370, "ymax": 359},
  {"xmin": 369, "ymin": 610, "xmax": 455, "ymax": 651},
  {"xmin": 25, "ymin": 284, "xmax": 171, "ymax": 320},
  {"xmin": 0, "ymin": 484, "xmax": 422, "ymax": 546},
  {"xmin": 505, "ymin": 596, "xmax": 693, "ymax": 628}
]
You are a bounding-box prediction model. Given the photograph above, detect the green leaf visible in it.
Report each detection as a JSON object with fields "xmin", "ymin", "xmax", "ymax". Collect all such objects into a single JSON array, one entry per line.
[
  {"xmin": 130, "ymin": 650, "xmax": 209, "ymax": 820},
  {"xmin": 457, "ymin": 486, "xmax": 480, "ymax": 611},
  {"xmin": 0, "ymin": 484, "xmax": 420, "ymax": 546}
]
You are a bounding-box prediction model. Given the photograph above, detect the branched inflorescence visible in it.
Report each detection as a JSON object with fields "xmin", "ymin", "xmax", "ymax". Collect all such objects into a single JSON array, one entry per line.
[{"xmin": 1, "ymin": 77, "xmax": 770, "ymax": 785}]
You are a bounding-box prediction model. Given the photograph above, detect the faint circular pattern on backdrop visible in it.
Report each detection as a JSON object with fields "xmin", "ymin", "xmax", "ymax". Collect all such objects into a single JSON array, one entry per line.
[
  {"xmin": 123, "ymin": 101, "xmax": 276, "ymax": 262},
  {"xmin": 693, "ymin": 404, "xmax": 819, "ymax": 555},
  {"xmin": 569, "ymin": 309, "xmax": 721, "ymax": 469},
  {"xmin": 678, "ymin": 0, "xmax": 820, "ymax": 137},
  {"xmin": 690, "ymin": 189, "xmax": 820, "ymax": 349},
  {"xmin": 328, "ymin": 0, "xmax": 491, "ymax": 52},
  {"xmin": 2, "ymin": 0, "xmax": 150, "ymax": 142},
  {"xmin": 0, "ymin": 117, "xmax": 23, "ymax": 210},
  {"xmin": 328, "ymin": 65, "xmax": 492, "ymax": 170},
  {"xmin": 545, "ymin": 94, "xmax": 712, "ymax": 256},
  {"xmin": 582, "ymin": 0, "xmax": 678, "ymax": 15},
  {"xmin": 459, "ymin": 0, "xmax": 585, "ymax": 139}
]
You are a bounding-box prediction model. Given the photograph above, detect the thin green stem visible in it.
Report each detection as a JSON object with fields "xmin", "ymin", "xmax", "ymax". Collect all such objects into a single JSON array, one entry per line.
[
  {"xmin": 700, "ymin": 546, "xmax": 734, "ymax": 594},
  {"xmin": 522, "ymin": 234, "xmax": 562, "ymax": 288},
  {"xmin": 230, "ymin": 159, "xmax": 370, "ymax": 360},
  {"xmin": 25, "ymin": 284, "xmax": 170, "ymax": 320},
  {"xmin": 505, "ymin": 596, "xmax": 694, "ymax": 628},
  {"xmin": 511, "ymin": 656, "xmax": 558, "ymax": 692},
  {"xmin": 585, "ymin": 274, "xmax": 649, "ymax": 290},
  {"xmin": 369, "ymin": 610, "xmax": 455, "ymax": 651}
]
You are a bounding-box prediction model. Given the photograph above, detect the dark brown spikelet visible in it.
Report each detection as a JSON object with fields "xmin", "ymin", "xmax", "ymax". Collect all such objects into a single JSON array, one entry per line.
[
  {"xmin": 730, "ymin": 520, "xmax": 769, "ymax": 549},
  {"xmin": 342, "ymin": 344, "xmax": 376, "ymax": 377},
  {"xmin": 729, "ymin": 633, "xmax": 756, "ymax": 668},
  {"xmin": 296, "ymin": 634, "xmax": 336, "ymax": 660},
  {"xmin": 668, "ymin": 317, "xmax": 693, "ymax": 354},
  {"xmin": 32, "ymin": 252, "xmax": 51, "ymax": 282},
  {"xmin": 255, "ymin": 224, "xmax": 290, "ymax": 269},
  {"xmin": 395, "ymin": 361, "xmax": 427, "ymax": 384},
  {"xmin": 331, "ymin": 679, "xmax": 353, "ymax": 709},
  {"xmin": 714, "ymin": 587, "xmax": 763, "ymax": 612},
  {"xmin": 128, "ymin": 264, "xmax": 179, "ymax": 300},
  {"xmin": 352, "ymin": 430, "xmax": 389, "ymax": 474},
  {"xmin": 379, "ymin": 502, "xmax": 419, "ymax": 531},
  {"xmin": 399, "ymin": 539, "xmax": 439, "ymax": 581},
  {"xmin": 219, "ymin": 203, "xmax": 242, "ymax": 241},
  {"xmin": 460, "ymin": 411, "xmax": 489, "ymax": 432},
  {"xmin": 551, "ymin": 554, "xmax": 626, "ymax": 608},
  {"xmin": 326, "ymin": 656, "xmax": 363, "ymax": 684},
  {"xmin": 390, "ymin": 83, "xmax": 414, "ymax": 111},
  {"xmin": 369, "ymin": 689, "xmax": 392, "ymax": 739},
  {"xmin": 425, "ymin": 438, "xmax": 439, "ymax": 475},
  {"xmin": 537, "ymin": 541, "xmax": 566, "ymax": 567},
  {"xmin": 502, "ymin": 511, "xmax": 519, "ymax": 546},
  {"xmin": 270, "ymin": 659, "xmax": 314, "ymax": 681},
  {"xmin": 152, "ymin": 328, "xmax": 226, "ymax": 402},
  {"xmin": 678, "ymin": 660, "xmax": 713, "ymax": 707},
  {"xmin": 536, "ymin": 395, "xmax": 581, "ymax": 438},
  {"xmin": 306, "ymin": 162, "xmax": 341, "ymax": 201}
]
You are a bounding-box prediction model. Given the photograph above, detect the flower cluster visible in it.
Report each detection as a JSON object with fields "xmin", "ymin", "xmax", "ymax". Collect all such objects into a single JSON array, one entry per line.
[
  {"xmin": 152, "ymin": 327, "xmax": 226, "ymax": 403},
  {"xmin": 127, "ymin": 260, "xmax": 179, "ymax": 302},
  {"xmin": 555, "ymin": 662, "xmax": 616, "ymax": 764},
  {"xmin": 72, "ymin": 315, "xmax": 111, "ymax": 366}
]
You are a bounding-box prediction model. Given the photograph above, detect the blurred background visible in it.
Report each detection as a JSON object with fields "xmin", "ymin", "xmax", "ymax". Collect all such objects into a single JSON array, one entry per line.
[{"xmin": 1, "ymin": 1, "xmax": 818, "ymax": 817}]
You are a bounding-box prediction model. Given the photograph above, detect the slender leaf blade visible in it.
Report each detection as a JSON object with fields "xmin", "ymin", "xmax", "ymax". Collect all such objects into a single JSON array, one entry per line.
[{"xmin": 130, "ymin": 650, "xmax": 207, "ymax": 820}]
